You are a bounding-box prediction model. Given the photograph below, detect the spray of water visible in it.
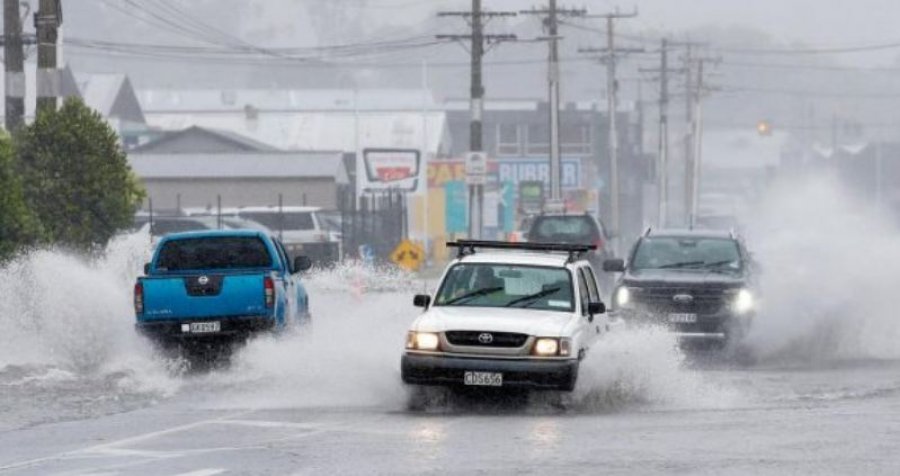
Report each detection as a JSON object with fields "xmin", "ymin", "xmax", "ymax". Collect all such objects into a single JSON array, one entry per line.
[
  {"xmin": 741, "ymin": 174, "xmax": 900, "ymax": 363},
  {"xmin": 0, "ymin": 232, "xmax": 181, "ymax": 428},
  {"xmin": 572, "ymin": 327, "xmax": 740, "ymax": 412}
]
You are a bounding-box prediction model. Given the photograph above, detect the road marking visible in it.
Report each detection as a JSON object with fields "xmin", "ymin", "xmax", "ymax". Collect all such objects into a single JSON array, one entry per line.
[{"xmin": 172, "ymin": 470, "xmax": 225, "ymax": 476}]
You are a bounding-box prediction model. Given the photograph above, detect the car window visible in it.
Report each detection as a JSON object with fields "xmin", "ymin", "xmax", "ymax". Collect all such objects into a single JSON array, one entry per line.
[
  {"xmin": 529, "ymin": 216, "xmax": 600, "ymax": 243},
  {"xmin": 156, "ymin": 236, "xmax": 273, "ymax": 271},
  {"xmin": 272, "ymin": 237, "xmax": 290, "ymax": 271},
  {"xmin": 582, "ymin": 267, "xmax": 600, "ymax": 302},
  {"xmin": 631, "ymin": 237, "xmax": 743, "ymax": 271},
  {"xmin": 239, "ymin": 212, "xmax": 316, "ymax": 231},
  {"xmin": 577, "ymin": 270, "xmax": 590, "ymax": 316},
  {"xmin": 434, "ymin": 263, "xmax": 573, "ymax": 312}
]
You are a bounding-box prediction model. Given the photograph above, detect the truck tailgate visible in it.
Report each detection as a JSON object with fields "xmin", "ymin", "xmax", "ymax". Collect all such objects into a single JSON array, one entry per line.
[{"xmin": 139, "ymin": 273, "xmax": 268, "ymax": 321}]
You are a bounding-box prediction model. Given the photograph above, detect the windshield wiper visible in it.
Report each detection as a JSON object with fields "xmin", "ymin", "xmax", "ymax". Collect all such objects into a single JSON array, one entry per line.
[
  {"xmin": 658, "ymin": 261, "xmax": 705, "ymax": 269},
  {"xmin": 505, "ymin": 287, "xmax": 561, "ymax": 308},
  {"xmin": 703, "ymin": 260, "xmax": 737, "ymax": 268},
  {"xmin": 443, "ymin": 286, "xmax": 504, "ymax": 305}
]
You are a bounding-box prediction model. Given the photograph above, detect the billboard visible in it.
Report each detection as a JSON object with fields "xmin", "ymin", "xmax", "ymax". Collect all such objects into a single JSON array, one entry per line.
[{"xmin": 360, "ymin": 148, "xmax": 421, "ymax": 193}]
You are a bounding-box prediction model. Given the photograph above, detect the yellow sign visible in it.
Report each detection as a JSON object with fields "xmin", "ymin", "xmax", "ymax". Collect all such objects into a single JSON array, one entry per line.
[{"xmin": 390, "ymin": 239, "xmax": 425, "ymax": 271}]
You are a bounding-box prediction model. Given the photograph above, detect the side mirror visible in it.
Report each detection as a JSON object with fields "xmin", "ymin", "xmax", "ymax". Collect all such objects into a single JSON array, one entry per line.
[
  {"xmin": 413, "ymin": 294, "xmax": 431, "ymax": 309},
  {"xmin": 293, "ymin": 256, "xmax": 313, "ymax": 273},
  {"xmin": 602, "ymin": 259, "xmax": 626, "ymax": 273},
  {"xmin": 588, "ymin": 301, "xmax": 606, "ymax": 315},
  {"xmin": 143, "ymin": 262, "xmax": 151, "ymax": 275}
]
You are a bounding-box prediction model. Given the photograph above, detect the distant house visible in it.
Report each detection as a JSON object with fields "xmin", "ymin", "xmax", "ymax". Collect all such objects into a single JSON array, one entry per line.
[
  {"xmin": 137, "ymin": 88, "xmax": 450, "ymax": 199},
  {"xmin": 0, "ymin": 64, "xmax": 148, "ymax": 146},
  {"xmin": 129, "ymin": 126, "xmax": 349, "ymax": 211}
]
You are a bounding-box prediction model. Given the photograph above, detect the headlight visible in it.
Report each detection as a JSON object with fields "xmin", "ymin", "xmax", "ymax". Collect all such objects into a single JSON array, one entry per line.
[
  {"xmin": 615, "ymin": 287, "xmax": 632, "ymax": 308},
  {"xmin": 732, "ymin": 289, "xmax": 755, "ymax": 314},
  {"xmin": 533, "ymin": 338, "xmax": 559, "ymax": 356},
  {"xmin": 406, "ymin": 331, "xmax": 440, "ymax": 351}
]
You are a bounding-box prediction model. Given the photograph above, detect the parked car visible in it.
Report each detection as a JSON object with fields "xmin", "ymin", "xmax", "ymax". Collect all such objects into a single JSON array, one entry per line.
[
  {"xmin": 604, "ymin": 228, "xmax": 757, "ymax": 348},
  {"xmin": 401, "ymin": 240, "xmax": 609, "ymax": 392},
  {"xmin": 235, "ymin": 206, "xmax": 341, "ymax": 266},
  {"xmin": 134, "ymin": 230, "xmax": 312, "ymax": 358},
  {"xmin": 526, "ymin": 212, "xmax": 614, "ymax": 293}
]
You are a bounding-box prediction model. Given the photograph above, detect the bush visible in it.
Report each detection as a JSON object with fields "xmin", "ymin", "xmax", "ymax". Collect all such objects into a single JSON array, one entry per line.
[
  {"xmin": 0, "ymin": 133, "xmax": 40, "ymax": 260},
  {"xmin": 16, "ymin": 98, "xmax": 144, "ymax": 252}
]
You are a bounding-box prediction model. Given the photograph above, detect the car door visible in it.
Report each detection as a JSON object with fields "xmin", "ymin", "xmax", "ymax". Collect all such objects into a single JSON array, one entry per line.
[
  {"xmin": 271, "ymin": 237, "xmax": 296, "ymax": 325},
  {"xmin": 575, "ymin": 266, "xmax": 597, "ymax": 353},
  {"xmin": 582, "ymin": 266, "xmax": 610, "ymax": 339}
]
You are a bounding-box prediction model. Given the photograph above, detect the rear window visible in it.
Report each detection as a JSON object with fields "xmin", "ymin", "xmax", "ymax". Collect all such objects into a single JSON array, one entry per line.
[
  {"xmin": 156, "ymin": 236, "xmax": 273, "ymax": 271},
  {"xmin": 240, "ymin": 212, "xmax": 315, "ymax": 231},
  {"xmin": 529, "ymin": 216, "xmax": 600, "ymax": 243}
]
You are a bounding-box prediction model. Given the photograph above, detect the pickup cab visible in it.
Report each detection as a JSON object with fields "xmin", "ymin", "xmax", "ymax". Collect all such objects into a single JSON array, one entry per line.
[{"xmin": 134, "ymin": 230, "xmax": 312, "ymax": 345}]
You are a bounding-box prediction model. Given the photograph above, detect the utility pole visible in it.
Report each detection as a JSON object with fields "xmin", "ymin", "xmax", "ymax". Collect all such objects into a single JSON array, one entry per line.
[
  {"xmin": 4, "ymin": 0, "xmax": 25, "ymax": 130},
  {"xmin": 640, "ymin": 39, "xmax": 684, "ymax": 228},
  {"xmin": 578, "ymin": 8, "xmax": 639, "ymax": 251},
  {"xmin": 682, "ymin": 43, "xmax": 695, "ymax": 228},
  {"xmin": 438, "ymin": 1, "xmax": 515, "ymax": 239},
  {"xmin": 521, "ymin": 2, "xmax": 585, "ymax": 205},
  {"xmin": 35, "ymin": 0, "xmax": 61, "ymax": 115}
]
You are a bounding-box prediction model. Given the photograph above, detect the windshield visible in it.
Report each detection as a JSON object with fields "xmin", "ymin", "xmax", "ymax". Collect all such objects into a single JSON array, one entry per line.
[
  {"xmin": 434, "ymin": 264, "xmax": 573, "ymax": 312},
  {"xmin": 239, "ymin": 212, "xmax": 316, "ymax": 231},
  {"xmin": 156, "ymin": 236, "xmax": 273, "ymax": 271},
  {"xmin": 529, "ymin": 216, "xmax": 600, "ymax": 243},
  {"xmin": 632, "ymin": 237, "xmax": 742, "ymax": 271}
]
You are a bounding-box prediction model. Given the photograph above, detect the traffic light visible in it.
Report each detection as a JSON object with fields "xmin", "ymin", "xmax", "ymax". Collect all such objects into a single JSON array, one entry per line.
[{"xmin": 756, "ymin": 120, "xmax": 772, "ymax": 136}]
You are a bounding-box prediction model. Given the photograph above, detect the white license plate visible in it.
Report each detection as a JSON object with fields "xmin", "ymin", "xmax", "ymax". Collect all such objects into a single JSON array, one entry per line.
[
  {"xmin": 189, "ymin": 321, "xmax": 221, "ymax": 333},
  {"xmin": 668, "ymin": 313, "xmax": 697, "ymax": 324},
  {"xmin": 464, "ymin": 371, "xmax": 503, "ymax": 387}
]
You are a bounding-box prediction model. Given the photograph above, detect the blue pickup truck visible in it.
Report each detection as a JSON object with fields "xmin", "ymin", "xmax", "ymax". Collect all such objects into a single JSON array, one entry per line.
[{"xmin": 134, "ymin": 230, "xmax": 312, "ymax": 347}]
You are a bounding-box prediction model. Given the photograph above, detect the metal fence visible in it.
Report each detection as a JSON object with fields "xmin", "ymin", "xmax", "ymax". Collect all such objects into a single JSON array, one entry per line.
[{"xmin": 339, "ymin": 189, "xmax": 408, "ymax": 263}]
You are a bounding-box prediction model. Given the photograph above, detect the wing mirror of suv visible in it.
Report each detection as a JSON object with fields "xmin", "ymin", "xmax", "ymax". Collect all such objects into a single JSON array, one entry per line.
[
  {"xmin": 143, "ymin": 262, "xmax": 151, "ymax": 275},
  {"xmin": 293, "ymin": 256, "xmax": 313, "ymax": 273},
  {"xmin": 413, "ymin": 294, "xmax": 431, "ymax": 309},
  {"xmin": 588, "ymin": 301, "xmax": 606, "ymax": 315},
  {"xmin": 602, "ymin": 259, "xmax": 626, "ymax": 273}
]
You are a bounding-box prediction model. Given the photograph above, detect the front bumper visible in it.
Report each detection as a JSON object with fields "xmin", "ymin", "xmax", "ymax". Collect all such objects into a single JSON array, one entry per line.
[
  {"xmin": 611, "ymin": 308, "xmax": 752, "ymax": 342},
  {"xmin": 401, "ymin": 353, "xmax": 579, "ymax": 391},
  {"xmin": 135, "ymin": 316, "xmax": 275, "ymax": 342}
]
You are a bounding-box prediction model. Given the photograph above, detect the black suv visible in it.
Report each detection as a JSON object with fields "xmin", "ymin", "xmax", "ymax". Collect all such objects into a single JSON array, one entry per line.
[
  {"xmin": 604, "ymin": 229, "xmax": 757, "ymax": 346},
  {"xmin": 526, "ymin": 213, "xmax": 613, "ymax": 290}
]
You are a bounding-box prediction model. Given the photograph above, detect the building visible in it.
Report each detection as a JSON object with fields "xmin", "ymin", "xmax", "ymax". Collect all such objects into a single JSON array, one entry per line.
[
  {"xmin": 129, "ymin": 126, "xmax": 349, "ymax": 211},
  {"xmin": 440, "ymin": 98, "xmax": 647, "ymax": 240}
]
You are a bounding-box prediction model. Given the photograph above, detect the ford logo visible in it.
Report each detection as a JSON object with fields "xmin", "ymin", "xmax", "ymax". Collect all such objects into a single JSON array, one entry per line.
[
  {"xmin": 478, "ymin": 333, "xmax": 494, "ymax": 344},
  {"xmin": 198, "ymin": 275, "xmax": 209, "ymax": 285},
  {"xmin": 673, "ymin": 294, "xmax": 694, "ymax": 304}
]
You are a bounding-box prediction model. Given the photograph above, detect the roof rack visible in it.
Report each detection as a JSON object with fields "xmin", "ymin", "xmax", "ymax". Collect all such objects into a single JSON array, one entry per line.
[
  {"xmin": 446, "ymin": 240, "xmax": 596, "ymax": 263},
  {"xmin": 643, "ymin": 226, "xmax": 653, "ymax": 237}
]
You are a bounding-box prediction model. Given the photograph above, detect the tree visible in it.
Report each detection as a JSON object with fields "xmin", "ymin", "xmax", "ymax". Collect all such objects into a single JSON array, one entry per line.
[
  {"xmin": 16, "ymin": 97, "xmax": 145, "ymax": 252},
  {"xmin": 0, "ymin": 132, "xmax": 39, "ymax": 261}
]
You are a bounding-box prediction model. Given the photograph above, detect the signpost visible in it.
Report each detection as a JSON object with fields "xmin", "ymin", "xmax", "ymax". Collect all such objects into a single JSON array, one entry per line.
[
  {"xmin": 390, "ymin": 239, "xmax": 425, "ymax": 272},
  {"xmin": 465, "ymin": 151, "xmax": 488, "ymax": 238}
]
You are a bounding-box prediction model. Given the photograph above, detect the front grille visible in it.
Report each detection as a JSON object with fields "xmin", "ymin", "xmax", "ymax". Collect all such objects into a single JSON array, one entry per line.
[
  {"xmin": 444, "ymin": 331, "xmax": 529, "ymax": 348},
  {"xmin": 632, "ymin": 287, "xmax": 729, "ymax": 314}
]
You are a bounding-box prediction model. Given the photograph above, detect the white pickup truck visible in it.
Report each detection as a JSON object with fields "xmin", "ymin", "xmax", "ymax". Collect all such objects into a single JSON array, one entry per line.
[{"xmin": 401, "ymin": 240, "xmax": 610, "ymax": 391}]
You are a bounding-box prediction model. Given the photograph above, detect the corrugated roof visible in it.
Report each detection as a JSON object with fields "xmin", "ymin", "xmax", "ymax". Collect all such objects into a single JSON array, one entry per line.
[
  {"xmin": 129, "ymin": 152, "xmax": 348, "ymax": 183},
  {"xmin": 139, "ymin": 88, "xmax": 438, "ymax": 112}
]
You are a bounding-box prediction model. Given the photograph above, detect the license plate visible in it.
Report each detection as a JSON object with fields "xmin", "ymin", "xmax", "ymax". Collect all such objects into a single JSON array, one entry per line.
[
  {"xmin": 464, "ymin": 371, "xmax": 503, "ymax": 387},
  {"xmin": 668, "ymin": 313, "xmax": 697, "ymax": 324},
  {"xmin": 189, "ymin": 321, "xmax": 221, "ymax": 333}
]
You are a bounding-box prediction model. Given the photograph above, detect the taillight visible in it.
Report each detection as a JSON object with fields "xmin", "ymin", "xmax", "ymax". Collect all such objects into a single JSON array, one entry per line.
[
  {"xmin": 264, "ymin": 277, "xmax": 275, "ymax": 308},
  {"xmin": 134, "ymin": 282, "xmax": 144, "ymax": 315}
]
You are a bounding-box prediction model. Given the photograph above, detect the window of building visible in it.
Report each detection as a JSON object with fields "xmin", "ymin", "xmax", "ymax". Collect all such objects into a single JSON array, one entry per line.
[
  {"xmin": 496, "ymin": 124, "xmax": 521, "ymax": 156},
  {"xmin": 561, "ymin": 124, "xmax": 592, "ymax": 155},
  {"xmin": 526, "ymin": 123, "xmax": 550, "ymax": 156}
]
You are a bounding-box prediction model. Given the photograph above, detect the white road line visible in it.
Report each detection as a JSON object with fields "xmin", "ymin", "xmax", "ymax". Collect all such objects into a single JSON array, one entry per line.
[
  {"xmin": 172, "ymin": 469, "xmax": 226, "ymax": 476},
  {"xmin": 0, "ymin": 411, "xmax": 251, "ymax": 473}
]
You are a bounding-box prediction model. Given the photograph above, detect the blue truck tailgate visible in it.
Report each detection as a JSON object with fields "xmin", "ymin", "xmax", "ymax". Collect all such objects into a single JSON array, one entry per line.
[{"xmin": 139, "ymin": 273, "xmax": 268, "ymax": 321}]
